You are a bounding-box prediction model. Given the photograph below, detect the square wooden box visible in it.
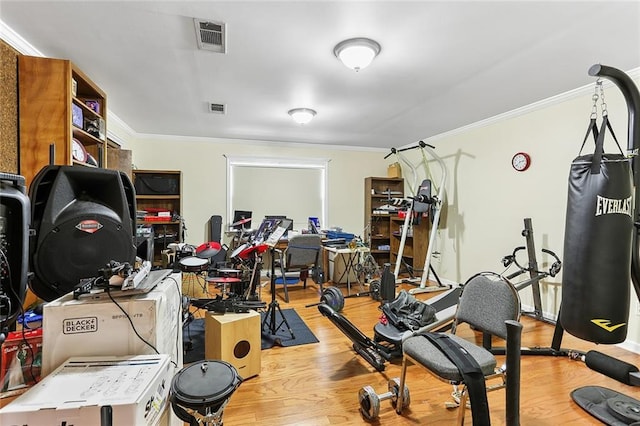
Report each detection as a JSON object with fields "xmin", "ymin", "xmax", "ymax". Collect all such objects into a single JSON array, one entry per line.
[{"xmin": 205, "ymin": 310, "xmax": 261, "ymax": 379}]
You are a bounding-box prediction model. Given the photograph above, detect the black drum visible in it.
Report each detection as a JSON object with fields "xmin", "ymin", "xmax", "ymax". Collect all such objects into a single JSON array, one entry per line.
[{"xmin": 170, "ymin": 360, "xmax": 242, "ymax": 426}]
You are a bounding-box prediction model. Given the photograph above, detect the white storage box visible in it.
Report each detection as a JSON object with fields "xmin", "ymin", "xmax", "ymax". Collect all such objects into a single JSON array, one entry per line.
[
  {"xmin": 42, "ymin": 271, "xmax": 182, "ymax": 376},
  {"xmin": 327, "ymin": 247, "xmax": 361, "ymax": 284},
  {"xmin": 0, "ymin": 354, "xmax": 173, "ymax": 426}
]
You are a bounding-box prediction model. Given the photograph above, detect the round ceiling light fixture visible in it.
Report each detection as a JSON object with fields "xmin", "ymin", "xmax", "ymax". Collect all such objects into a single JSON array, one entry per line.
[
  {"xmin": 288, "ymin": 108, "xmax": 317, "ymax": 124},
  {"xmin": 333, "ymin": 37, "xmax": 381, "ymax": 71}
]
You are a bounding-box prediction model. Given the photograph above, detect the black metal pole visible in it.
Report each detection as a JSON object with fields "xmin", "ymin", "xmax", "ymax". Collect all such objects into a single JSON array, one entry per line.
[
  {"xmin": 505, "ymin": 320, "xmax": 523, "ymax": 426},
  {"xmin": 588, "ymin": 64, "xmax": 640, "ymax": 303}
]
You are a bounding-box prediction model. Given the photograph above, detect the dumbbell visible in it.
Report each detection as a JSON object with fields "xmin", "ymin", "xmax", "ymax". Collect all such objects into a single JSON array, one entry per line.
[{"xmin": 358, "ymin": 378, "xmax": 410, "ymax": 420}]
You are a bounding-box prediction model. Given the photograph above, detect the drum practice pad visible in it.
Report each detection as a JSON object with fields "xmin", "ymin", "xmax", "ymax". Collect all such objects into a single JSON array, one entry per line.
[
  {"xmin": 196, "ymin": 241, "xmax": 222, "ymax": 259},
  {"xmin": 230, "ymin": 243, "xmax": 250, "ymax": 260},
  {"xmin": 170, "ymin": 360, "xmax": 242, "ymax": 426},
  {"xmin": 238, "ymin": 243, "xmax": 269, "ymax": 260},
  {"xmin": 179, "ymin": 256, "xmax": 209, "ymax": 273}
]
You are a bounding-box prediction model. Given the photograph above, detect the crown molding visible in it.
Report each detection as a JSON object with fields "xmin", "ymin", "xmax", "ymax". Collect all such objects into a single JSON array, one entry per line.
[{"xmin": 0, "ymin": 20, "xmax": 43, "ymax": 55}]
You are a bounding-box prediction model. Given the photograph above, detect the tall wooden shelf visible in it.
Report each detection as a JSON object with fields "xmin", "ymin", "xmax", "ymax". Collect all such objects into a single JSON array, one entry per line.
[
  {"xmin": 132, "ymin": 170, "xmax": 183, "ymax": 265},
  {"xmin": 364, "ymin": 177, "xmax": 404, "ymax": 268},
  {"xmin": 18, "ymin": 55, "xmax": 108, "ymax": 189},
  {"xmin": 364, "ymin": 176, "xmax": 430, "ymax": 276},
  {"xmin": 389, "ymin": 214, "xmax": 429, "ymax": 276}
]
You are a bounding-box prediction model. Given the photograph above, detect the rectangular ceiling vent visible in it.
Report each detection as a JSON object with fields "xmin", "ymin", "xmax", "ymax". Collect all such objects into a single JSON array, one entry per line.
[
  {"xmin": 194, "ymin": 19, "xmax": 226, "ymax": 53},
  {"xmin": 209, "ymin": 103, "xmax": 226, "ymax": 114}
]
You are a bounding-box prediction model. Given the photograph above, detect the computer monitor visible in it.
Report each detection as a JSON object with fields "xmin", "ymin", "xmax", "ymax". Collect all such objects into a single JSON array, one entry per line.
[{"xmin": 232, "ymin": 210, "xmax": 252, "ymax": 229}]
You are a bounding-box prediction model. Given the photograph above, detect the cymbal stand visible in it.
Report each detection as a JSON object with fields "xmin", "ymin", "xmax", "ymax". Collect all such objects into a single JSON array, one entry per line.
[
  {"xmin": 246, "ymin": 249, "xmax": 262, "ymax": 301},
  {"xmin": 261, "ymin": 247, "xmax": 295, "ymax": 338}
]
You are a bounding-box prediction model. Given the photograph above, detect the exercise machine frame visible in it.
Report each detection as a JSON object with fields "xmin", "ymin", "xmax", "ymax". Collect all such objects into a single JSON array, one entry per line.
[
  {"xmin": 385, "ymin": 141, "xmax": 449, "ymax": 294},
  {"xmin": 319, "ymin": 217, "xmax": 564, "ymax": 371}
]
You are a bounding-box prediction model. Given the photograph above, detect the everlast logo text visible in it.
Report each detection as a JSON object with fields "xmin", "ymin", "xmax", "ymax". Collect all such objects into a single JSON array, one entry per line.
[
  {"xmin": 595, "ymin": 195, "xmax": 632, "ymax": 218},
  {"xmin": 63, "ymin": 317, "xmax": 98, "ymax": 334}
]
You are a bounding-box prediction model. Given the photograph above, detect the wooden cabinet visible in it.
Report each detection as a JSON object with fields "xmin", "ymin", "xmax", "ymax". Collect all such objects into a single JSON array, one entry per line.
[
  {"xmin": 364, "ymin": 177, "xmax": 404, "ymax": 267},
  {"xmin": 18, "ymin": 55, "xmax": 108, "ymax": 189},
  {"xmin": 132, "ymin": 170, "xmax": 182, "ymax": 265},
  {"xmin": 390, "ymin": 214, "xmax": 429, "ymax": 277}
]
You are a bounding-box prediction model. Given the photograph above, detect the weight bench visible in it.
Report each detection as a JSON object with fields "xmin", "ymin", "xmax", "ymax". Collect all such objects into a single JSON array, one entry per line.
[{"xmin": 318, "ymin": 286, "xmax": 461, "ymax": 371}]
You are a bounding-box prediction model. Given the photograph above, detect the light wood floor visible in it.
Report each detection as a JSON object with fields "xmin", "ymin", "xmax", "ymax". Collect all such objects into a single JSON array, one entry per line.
[{"xmin": 183, "ymin": 276, "xmax": 640, "ymax": 425}]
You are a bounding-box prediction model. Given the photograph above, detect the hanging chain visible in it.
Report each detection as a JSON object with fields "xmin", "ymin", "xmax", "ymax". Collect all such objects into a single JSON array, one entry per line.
[
  {"xmin": 598, "ymin": 79, "xmax": 608, "ymax": 117},
  {"xmin": 590, "ymin": 80, "xmax": 601, "ymax": 119}
]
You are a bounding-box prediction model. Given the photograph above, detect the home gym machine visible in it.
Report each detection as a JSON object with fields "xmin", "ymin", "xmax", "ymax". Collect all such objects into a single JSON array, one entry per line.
[
  {"xmin": 384, "ymin": 141, "xmax": 449, "ymax": 294},
  {"xmin": 560, "ymin": 64, "xmax": 640, "ymax": 425},
  {"xmin": 318, "ymin": 217, "xmax": 562, "ymax": 371}
]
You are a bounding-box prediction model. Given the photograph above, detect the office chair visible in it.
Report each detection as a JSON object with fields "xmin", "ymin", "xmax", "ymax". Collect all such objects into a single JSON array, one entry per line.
[
  {"xmin": 275, "ymin": 234, "xmax": 323, "ymax": 302},
  {"xmin": 396, "ymin": 272, "xmax": 522, "ymax": 425}
]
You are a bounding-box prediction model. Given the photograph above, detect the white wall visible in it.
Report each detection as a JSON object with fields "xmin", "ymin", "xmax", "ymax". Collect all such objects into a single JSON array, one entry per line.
[
  {"xmin": 127, "ymin": 135, "xmax": 389, "ymax": 247},
  {"xmin": 111, "ymin": 73, "xmax": 640, "ymax": 352},
  {"xmin": 399, "ymin": 74, "xmax": 640, "ymax": 352}
]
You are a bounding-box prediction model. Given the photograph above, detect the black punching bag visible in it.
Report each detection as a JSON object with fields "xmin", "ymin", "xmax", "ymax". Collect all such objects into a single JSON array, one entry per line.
[{"xmin": 560, "ymin": 117, "xmax": 633, "ymax": 344}]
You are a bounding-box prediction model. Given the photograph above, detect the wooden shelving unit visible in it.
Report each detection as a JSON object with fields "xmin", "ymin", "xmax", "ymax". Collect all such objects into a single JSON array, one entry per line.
[
  {"xmin": 364, "ymin": 177, "xmax": 404, "ymax": 268},
  {"xmin": 18, "ymin": 55, "xmax": 108, "ymax": 189},
  {"xmin": 132, "ymin": 170, "xmax": 182, "ymax": 265},
  {"xmin": 389, "ymin": 214, "xmax": 429, "ymax": 277}
]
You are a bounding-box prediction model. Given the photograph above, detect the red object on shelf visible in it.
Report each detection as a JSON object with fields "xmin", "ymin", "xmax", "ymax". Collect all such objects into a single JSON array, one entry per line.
[
  {"xmin": 143, "ymin": 216, "xmax": 171, "ymax": 222},
  {"xmin": 398, "ymin": 211, "xmax": 407, "ymax": 219}
]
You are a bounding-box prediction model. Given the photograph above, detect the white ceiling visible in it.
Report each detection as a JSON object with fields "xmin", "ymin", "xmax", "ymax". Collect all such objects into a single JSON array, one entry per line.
[{"xmin": 1, "ymin": 1, "xmax": 639, "ymax": 149}]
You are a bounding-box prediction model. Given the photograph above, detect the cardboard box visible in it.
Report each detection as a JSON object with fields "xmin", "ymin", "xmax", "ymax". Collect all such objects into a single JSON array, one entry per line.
[
  {"xmin": 42, "ymin": 272, "xmax": 182, "ymax": 376},
  {"xmin": 0, "ymin": 354, "xmax": 172, "ymax": 426},
  {"xmin": 0, "ymin": 328, "xmax": 43, "ymax": 396},
  {"xmin": 205, "ymin": 311, "xmax": 261, "ymax": 379},
  {"xmin": 387, "ymin": 162, "xmax": 402, "ymax": 178}
]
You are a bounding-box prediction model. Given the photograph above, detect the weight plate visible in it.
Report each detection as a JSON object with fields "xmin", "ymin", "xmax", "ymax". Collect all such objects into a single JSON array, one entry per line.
[
  {"xmin": 388, "ymin": 378, "xmax": 410, "ymax": 409},
  {"xmin": 358, "ymin": 385, "xmax": 380, "ymax": 420},
  {"xmin": 369, "ymin": 279, "xmax": 381, "ymax": 301},
  {"xmin": 321, "ymin": 286, "xmax": 345, "ymax": 312}
]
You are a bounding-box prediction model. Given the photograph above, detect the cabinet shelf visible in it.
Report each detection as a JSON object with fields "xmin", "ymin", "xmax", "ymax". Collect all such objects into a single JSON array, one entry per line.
[
  {"xmin": 389, "ymin": 214, "xmax": 429, "ymax": 275},
  {"xmin": 140, "ymin": 220, "xmax": 181, "ymax": 225},
  {"xmin": 133, "ymin": 170, "xmax": 183, "ymax": 266},
  {"xmin": 18, "ymin": 55, "xmax": 108, "ymax": 188},
  {"xmin": 365, "ymin": 177, "xmax": 404, "ymax": 267},
  {"xmin": 136, "ymin": 195, "xmax": 181, "ymax": 200}
]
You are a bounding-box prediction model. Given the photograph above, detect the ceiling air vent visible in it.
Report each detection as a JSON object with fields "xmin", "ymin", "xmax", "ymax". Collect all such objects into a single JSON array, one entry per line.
[
  {"xmin": 209, "ymin": 103, "xmax": 226, "ymax": 114},
  {"xmin": 194, "ymin": 18, "xmax": 226, "ymax": 53}
]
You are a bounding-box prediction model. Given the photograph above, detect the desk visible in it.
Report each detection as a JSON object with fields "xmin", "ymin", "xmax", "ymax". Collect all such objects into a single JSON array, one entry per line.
[{"xmin": 324, "ymin": 246, "xmax": 370, "ymax": 295}]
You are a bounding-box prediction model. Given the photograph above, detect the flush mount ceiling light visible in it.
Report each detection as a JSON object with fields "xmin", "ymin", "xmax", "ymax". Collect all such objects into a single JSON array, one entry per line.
[
  {"xmin": 288, "ymin": 108, "xmax": 317, "ymax": 124},
  {"xmin": 333, "ymin": 37, "xmax": 381, "ymax": 71}
]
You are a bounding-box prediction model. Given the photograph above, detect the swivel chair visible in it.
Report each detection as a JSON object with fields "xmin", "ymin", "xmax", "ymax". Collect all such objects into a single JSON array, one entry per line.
[
  {"xmin": 275, "ymin": 234, "xmax": 323, "ymax": 302},
  {"xmin": 396, "ymin": 272, "xmax": 522, "ymax": 425}
]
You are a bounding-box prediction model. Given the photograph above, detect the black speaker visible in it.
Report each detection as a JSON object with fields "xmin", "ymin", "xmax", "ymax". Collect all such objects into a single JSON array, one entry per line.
[
  {"xmin": 29, "ymin": 166, "xmax": 136, "ymax": 301},
  {"xmin": 209, "ymin": 215, "xmax": 222, "ymax": 243},
  {"xmin": 0, "ymin": 173, "xmax": 30, "ymax": 329}
]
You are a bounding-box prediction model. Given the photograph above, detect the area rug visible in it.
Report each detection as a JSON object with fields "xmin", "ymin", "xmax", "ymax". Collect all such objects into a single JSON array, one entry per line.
[
  {"xmin": 182, "ymin": 309, "xmax": 318, "ymax": 364},
  {"xmin": 260, "ymin": 308, "xmax": 319, "ymax": 349}
]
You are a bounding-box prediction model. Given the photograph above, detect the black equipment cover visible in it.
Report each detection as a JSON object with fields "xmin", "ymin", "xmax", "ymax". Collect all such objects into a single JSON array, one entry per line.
[
  {"xmin": 561, "ymin": 116, "xmax": 632, "ymax": 344},
  {"xmin": 380, "ymin": 263, "xmax": 396, "ymax": 303},
  {"xmin": 423, "ymin": 332, "xmax": 490, "ymax": 426},
  {"xmin": 381, "ymin": 290, "xmax": 436, "ymax": 330}
]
